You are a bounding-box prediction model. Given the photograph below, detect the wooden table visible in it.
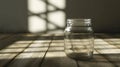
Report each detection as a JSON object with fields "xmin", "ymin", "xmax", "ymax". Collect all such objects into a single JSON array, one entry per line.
[{"xmin": 0, "ymin": 33, "xmax": 120, "ymax": 67}]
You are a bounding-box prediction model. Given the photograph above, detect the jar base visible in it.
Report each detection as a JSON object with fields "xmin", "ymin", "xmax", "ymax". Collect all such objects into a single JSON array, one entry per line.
[{"xmin": 66, "ymin": 52, "xmax": 93, "ymax": 61}]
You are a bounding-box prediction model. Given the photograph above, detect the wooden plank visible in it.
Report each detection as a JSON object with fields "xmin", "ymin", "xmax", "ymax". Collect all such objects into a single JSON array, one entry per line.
[
  {"xmin": 1, "ymin": 33, "xmax": 119, "ymax": 67},
  {"xmin": 0, "ymin": 34, "xmax": 23, "ymax": 50},
  {"xmin": 99, "ymin": 34, "xmax": 120, "ymax": 48},
  {"xmin": 41, "ymin": 34, "xmax": 77, "ymax": 67},
  {"xmin": 0, "ymin": 34, "xmax": 37, "ymax": 67},
  {"xmin": 96, "ymin": 34, "xmax": 120, "ymax": 67},
  {"xmin": 77, "ymin": 34, "xmax": 117, "ymax": 67},
  {"xmin": 78, "ymin": 38, "xmax": 114, "ymax": 67},
  {"xmin": 6, "ymin": 34, "xmax": 53, "ymax": 67},
  {"xmin": 0, "ymin": 34, "xmax": 10, "ymax": 40}
]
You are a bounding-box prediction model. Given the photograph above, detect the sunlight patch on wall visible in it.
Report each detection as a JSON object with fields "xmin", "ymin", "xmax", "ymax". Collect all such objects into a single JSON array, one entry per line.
[
  {"xmin": 28, "ymin": 16, "xmax": 46, "ymax": 33},
  {"xmin": 48, "ymin": 11, "xmax": 65, "ymax": 28},
  {"xmin": 28, "ymin": 0, "xmax": 66, "ymax": 33},
  {"xmin": 28, "ymin": 0, "xmax": 46, "ymax": 13}
]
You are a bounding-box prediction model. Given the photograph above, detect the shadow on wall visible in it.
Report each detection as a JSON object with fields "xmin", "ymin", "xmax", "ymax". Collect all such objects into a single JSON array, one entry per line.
[
  {"xmin": 0, "ymin": 0, "xmax": 28, "ymax": 33},
  {"xmin": 0, "ymin": 0, "xmax": 66, "ymax": 33},
  {"xmin": 1, "ymin": 0, "xmax": 120, "ymax": 33},
  {"xmin": 28, "ymin": 0, "xmax": 66, "ymax": 33},
  {"xmin": 66, "ymin": 0, "xmax": 120, "ymax": 33}
]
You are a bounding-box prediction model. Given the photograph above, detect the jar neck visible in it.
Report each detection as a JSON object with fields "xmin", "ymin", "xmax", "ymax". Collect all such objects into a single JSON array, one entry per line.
[{"xmin": 67, "ymin": 19, "xmax": 92, "ymax": 27}]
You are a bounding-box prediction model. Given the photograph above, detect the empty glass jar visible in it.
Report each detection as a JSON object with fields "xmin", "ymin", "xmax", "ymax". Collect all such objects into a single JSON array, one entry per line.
[{"xmin": 64, "ymin": 19, "xmax": 94, "ymax": 60}]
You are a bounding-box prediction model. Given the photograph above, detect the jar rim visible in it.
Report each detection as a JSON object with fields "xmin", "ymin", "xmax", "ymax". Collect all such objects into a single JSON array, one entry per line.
[
  {"xmin": 67, "ymin": 18, "xmax": 91, "ymax": 20},
  {"xmin": 67, "ymin": 19, "xmax": 91, "ymax": 23}
]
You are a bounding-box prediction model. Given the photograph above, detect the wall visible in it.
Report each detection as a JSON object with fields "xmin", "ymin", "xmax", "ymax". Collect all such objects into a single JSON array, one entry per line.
[
  {"xmin": 0, "ymin": 0, "xmax": 28, "ymax": 33},
  {"xmin": 0, "ymin": 0, "xmax": 120, "ymax": 33},
  {"xmin": 66, "ymin": 0, "xmax": 120, "ymax": 33}
]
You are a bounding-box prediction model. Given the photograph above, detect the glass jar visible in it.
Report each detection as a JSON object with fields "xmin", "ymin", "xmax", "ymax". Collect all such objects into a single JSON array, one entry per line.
[{"xmin": 64, "ymin": 19, "xmax": 94, "ymax": 60}]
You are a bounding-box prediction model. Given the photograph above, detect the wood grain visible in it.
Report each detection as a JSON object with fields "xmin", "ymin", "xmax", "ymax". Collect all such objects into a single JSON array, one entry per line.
[
  {"xmin": 0, "ymin": 33, "xmax": 120, "ymax": 67},
  {"xmin": 7, "ymin": 34, "xmax": 53, "ymax": 67},
  {"xmin": 41, "ymin": 34, "xmax": 78, "ymax": 67},
  {"xmin": 0, "ymin": 34, "xmax": 23, "ymax": 67},
  {"xmin": 77, "ymin": 34, "xmax": 120, "ymax": 67}
]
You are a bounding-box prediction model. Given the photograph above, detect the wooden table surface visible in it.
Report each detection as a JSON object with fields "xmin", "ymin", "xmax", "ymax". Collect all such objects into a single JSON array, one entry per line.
[{"xmin": 0, "ymin": 33, "xmax": 120, "ymax": 67}]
